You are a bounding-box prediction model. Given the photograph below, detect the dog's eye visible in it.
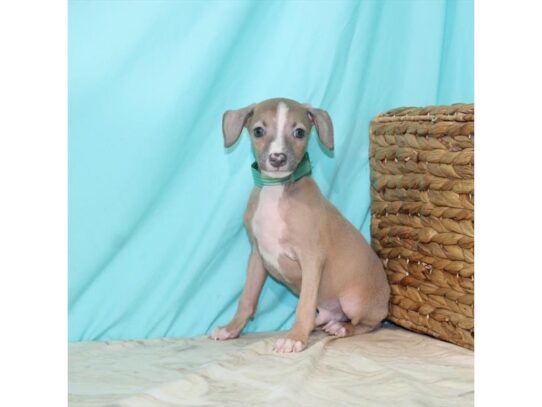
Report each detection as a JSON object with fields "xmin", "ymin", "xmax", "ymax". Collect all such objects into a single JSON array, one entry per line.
[
  {"xmin": 253, "ymin": 127, "xmax": 265, "ymax": 138},
  {"xmin": 293, "ymin": 128, "xmax": 305, "ymax": 139}
]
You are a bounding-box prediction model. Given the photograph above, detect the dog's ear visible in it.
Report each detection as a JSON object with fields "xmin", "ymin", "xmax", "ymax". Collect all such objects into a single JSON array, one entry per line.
[
  {"xmin": 307, "ymin": 107, "xmax": 334, "ymax": 151},
  {"xmin": 222, "ymin": 104, "xmax": 256, "ymax": 148}
]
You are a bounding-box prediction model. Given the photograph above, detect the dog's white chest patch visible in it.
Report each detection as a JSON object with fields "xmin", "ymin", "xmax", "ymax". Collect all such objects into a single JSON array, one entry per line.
[{"xmin": 251, "ymin": 186, "xmax": 289, "ymax": 275}]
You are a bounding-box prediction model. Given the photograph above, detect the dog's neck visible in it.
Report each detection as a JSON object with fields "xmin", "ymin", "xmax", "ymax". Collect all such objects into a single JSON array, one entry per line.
[{"xmin": 251, "ymin": 152, "xmax": 312, "ymax": 188}]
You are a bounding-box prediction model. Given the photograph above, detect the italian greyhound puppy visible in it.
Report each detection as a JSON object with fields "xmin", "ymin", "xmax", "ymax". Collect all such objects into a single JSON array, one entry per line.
[{"xmin": 210, "ymin": 98, "xmax": 390, "ymax": 353}]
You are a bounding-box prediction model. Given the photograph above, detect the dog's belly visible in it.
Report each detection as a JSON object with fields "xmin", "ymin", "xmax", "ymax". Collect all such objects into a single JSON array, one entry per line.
[
  {"xmin": 251, "ymin": 187, "xmax": 297, "ymax": 284},
  {"xmin": 316, "ymin": 299, "xmax": 348, "ymax": 325}
]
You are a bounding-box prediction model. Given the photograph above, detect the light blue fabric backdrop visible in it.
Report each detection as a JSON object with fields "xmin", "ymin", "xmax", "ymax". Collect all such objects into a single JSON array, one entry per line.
[{"xmin": 69, "ymin": 0, "xmax": 473, "ymax": 341}]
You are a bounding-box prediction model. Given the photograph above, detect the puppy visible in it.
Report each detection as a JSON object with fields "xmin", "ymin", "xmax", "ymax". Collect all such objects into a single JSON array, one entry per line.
[{"xmin": 210, "ymin": 98, "xmax": 390, "ymax": 353}]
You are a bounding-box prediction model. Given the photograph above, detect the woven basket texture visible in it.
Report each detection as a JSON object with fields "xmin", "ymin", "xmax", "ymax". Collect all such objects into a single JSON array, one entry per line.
[{"xmin": 369, "ymin": 104, "xmax": 474, "ymax": 350}]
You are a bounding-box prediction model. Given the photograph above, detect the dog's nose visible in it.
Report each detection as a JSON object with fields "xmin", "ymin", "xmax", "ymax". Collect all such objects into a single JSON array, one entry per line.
[{"xmin": 269, "ymin": 153, "xmax": 287, "ymax": 168}]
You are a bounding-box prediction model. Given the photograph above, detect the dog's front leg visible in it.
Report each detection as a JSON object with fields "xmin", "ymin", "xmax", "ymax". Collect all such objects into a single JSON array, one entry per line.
[
  {"xmin": 209, "ymin": 243, "xmax": 267, "ymax": 340},
  {"xmin": 273, "ymin": 254, "xmax": 323, "ymax": 353}
]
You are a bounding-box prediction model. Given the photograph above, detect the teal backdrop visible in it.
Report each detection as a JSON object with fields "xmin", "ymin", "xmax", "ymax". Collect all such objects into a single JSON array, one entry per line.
[{"xmin": 69, "ymin": 0, "xmax": 474, "ymax": 341}]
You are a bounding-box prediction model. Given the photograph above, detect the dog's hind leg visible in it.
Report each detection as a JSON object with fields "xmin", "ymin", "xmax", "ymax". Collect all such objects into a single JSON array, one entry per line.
[
  {"xmin": 322, "ymin": 320, "xmax": 355, "ymax": 337},
  {"xmin": 337, "ymin": 291, "xmax": 386, "ymax": 336}
]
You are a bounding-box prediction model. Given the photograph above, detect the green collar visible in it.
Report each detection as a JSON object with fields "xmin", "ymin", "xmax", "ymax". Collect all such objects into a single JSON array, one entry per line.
[{"xmin": 251, "ymin": 152, "xmax": 312, "ymax": 187}]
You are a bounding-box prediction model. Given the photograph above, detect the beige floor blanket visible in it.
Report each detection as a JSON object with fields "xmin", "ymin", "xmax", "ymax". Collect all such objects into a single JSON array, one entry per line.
[{"xmin": 69, "ymin": 325, "xmax": 473, "ymax": 406}]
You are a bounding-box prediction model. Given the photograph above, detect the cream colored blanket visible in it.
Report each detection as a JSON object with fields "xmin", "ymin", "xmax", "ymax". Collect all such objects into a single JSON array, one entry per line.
[{"xmin": 69, "ymin": 325, "xmax": 473, "ymax": 406}]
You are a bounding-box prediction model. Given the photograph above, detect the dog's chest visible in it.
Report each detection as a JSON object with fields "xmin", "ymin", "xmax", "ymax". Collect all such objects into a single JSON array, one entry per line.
[{"xmin": 251, "ymin": 187, "xmax": 293, "ymax": 277}]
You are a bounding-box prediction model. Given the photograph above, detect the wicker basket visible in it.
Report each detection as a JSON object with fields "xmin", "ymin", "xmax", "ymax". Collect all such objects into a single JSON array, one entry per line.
[{"xmin": 369, "ymin": 104, "xmax": 474, "ymax": 350}]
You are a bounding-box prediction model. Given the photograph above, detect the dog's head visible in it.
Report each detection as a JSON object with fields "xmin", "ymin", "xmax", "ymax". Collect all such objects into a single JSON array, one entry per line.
[{"xmin": 222, "ymin": 98, "xmax": 333, "ymax": 178}]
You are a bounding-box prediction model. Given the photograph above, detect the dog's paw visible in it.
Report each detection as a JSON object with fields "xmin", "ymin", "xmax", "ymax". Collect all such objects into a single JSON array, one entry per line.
[
  {"xmin": 209, "ymin": 326, "xmax": 240, "ymax": 341},
  {"xmin": 272, "ymin": 334, "xmax": 307, "ymax": 353},
  {"xmin": 322, "ymin": 320, "xmax": 351, "ymax": 337}
]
